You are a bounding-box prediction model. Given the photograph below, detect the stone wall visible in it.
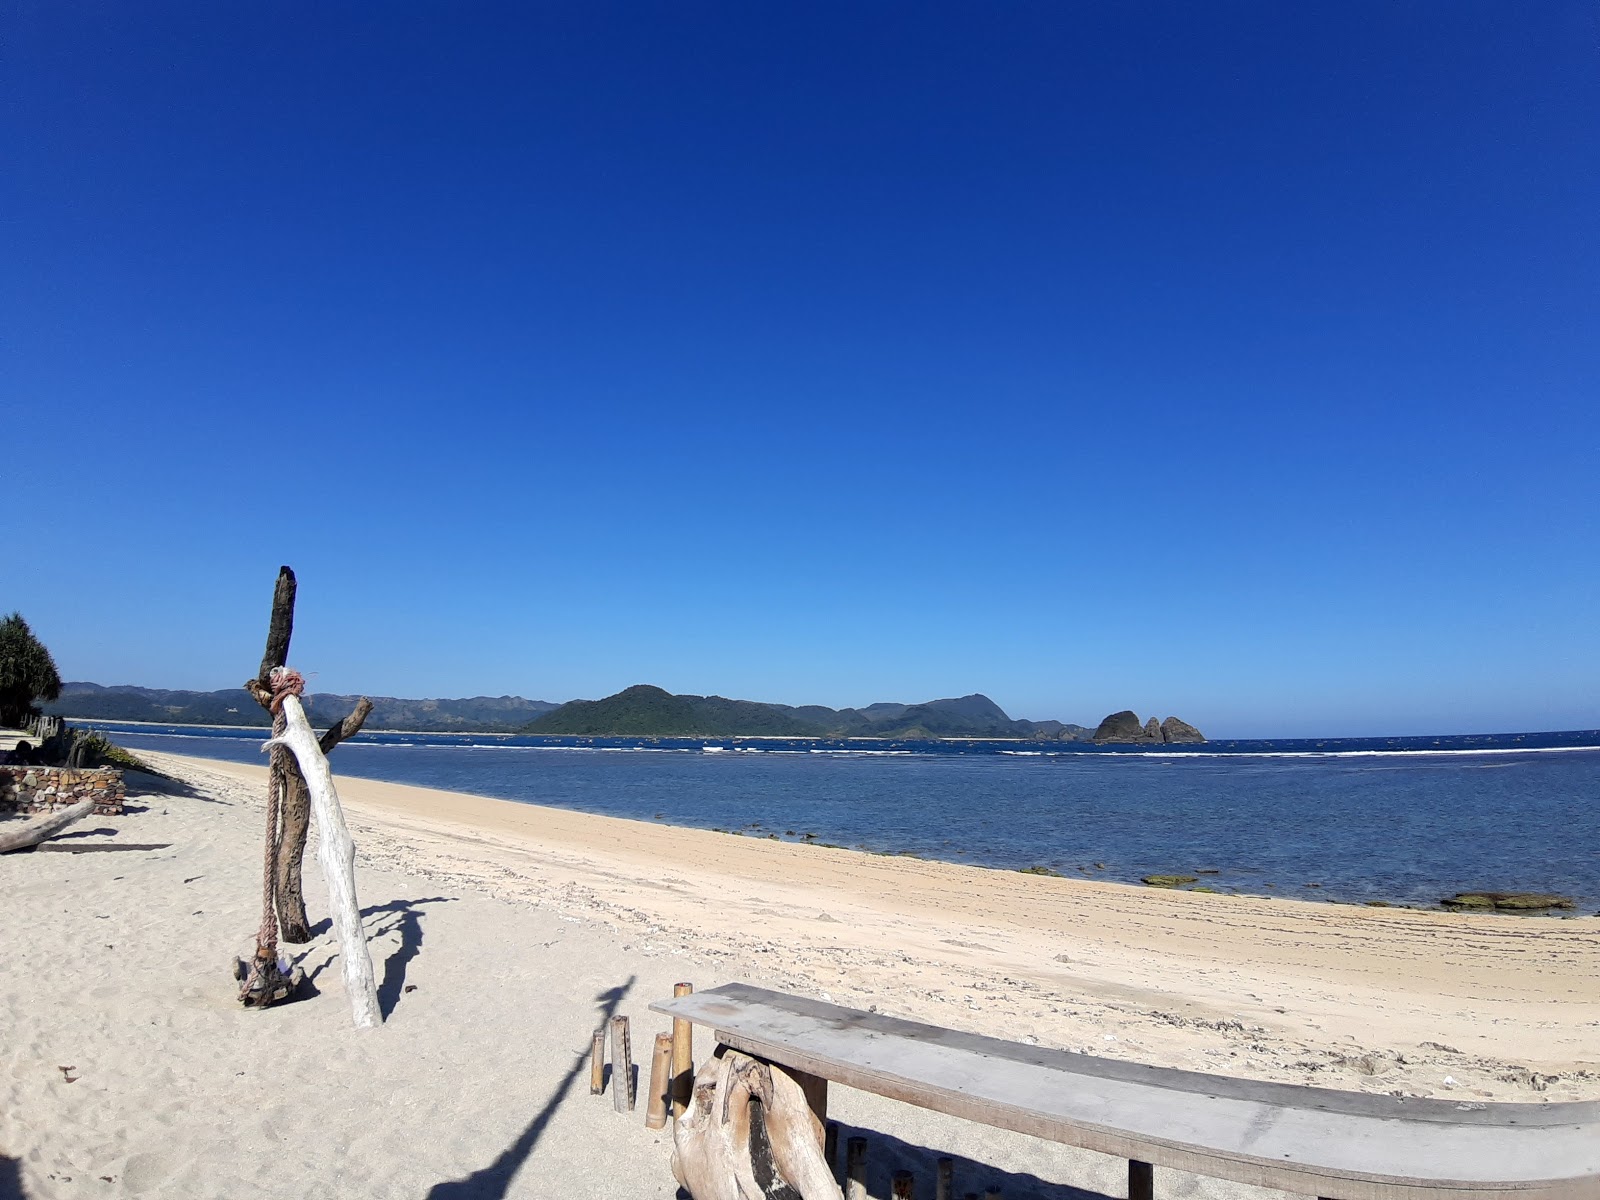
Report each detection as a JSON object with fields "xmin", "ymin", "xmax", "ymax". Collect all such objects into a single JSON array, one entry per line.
[{"xmin": 0, "ymin": 766, "xmax": 125, "ymax": 816}]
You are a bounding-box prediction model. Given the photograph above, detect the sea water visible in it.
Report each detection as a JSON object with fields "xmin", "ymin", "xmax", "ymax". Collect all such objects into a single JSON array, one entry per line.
[{"xmin": 99, "ymin": 724, "xmax": 1600, "ymax": 911}]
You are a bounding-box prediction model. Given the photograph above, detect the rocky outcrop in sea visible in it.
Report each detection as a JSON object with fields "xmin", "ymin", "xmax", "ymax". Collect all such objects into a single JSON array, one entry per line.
[{"xmin": 1092, "ymin": 710, "xmax": 1206, "ymax": 744}]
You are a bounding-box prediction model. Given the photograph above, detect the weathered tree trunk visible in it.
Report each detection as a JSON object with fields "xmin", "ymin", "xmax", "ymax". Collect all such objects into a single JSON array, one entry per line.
[
  {"xmin": 672, "ymin": 1049, "xmax": 841, "ymax": 1200},
  {"xmin": 275, "ymin": 697, "xmax": 372, "ymax": 942},
  {"xmin": 265, "ymin": 691, "xmax": 381, "ymax": 1029},
  {"xmin": 246, "ymin": 567, "xmax": 371, "ymax": 945},
  {"xmin": 258, "ymin": 567, "xmax": 297, "ymax": 683},
  {"xmin": 0, "ymin": 798, "xmax": 95, "ymax": 854}
]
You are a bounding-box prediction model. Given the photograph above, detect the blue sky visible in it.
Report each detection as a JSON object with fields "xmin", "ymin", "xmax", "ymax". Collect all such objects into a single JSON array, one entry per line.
[{"xmin": 6, "ymin": 3, "xmax": 1597, "ymax": 737}]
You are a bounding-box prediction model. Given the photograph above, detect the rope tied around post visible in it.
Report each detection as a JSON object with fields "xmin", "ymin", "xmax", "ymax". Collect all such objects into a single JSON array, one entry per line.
[
  {"xmin": 238, "ymin": 664, "xmax": 309, "ymax": 1008},
  {"xmin": 268, "ymin": 667, "xmax": 306, "ymax": 713}
]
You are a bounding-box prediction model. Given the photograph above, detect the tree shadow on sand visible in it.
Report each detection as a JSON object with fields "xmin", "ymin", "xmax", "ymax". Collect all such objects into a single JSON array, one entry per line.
[
  {"xmin": 424, "ymin": 976, "xmax": 636, "ymax": 1200},
  {"xmin": 123, "ymin": 768, "xmax": 226, "ymax": 804},
  {"xmin": 296, "ymin": 895, "xmax": 457, "ymax": 1016}
]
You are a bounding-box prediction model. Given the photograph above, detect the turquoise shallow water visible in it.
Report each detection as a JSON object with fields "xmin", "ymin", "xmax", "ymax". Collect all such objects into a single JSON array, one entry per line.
[{"xmin": 104, "ymin": 723, "xmax": 1600, "ymax": 911}]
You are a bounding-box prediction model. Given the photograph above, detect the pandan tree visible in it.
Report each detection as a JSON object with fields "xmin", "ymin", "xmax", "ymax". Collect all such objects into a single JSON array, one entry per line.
[{"xmin": 0, "ymin": 612, "xmax": 62, "ymax": 728}]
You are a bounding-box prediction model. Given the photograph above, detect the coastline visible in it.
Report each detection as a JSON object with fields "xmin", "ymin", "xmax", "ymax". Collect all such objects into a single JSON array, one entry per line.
[
  {"xmin": 6, "ymin": 748, "xmax": 1598, "ymax": 1198},
  {"xmin": 135, "ymin": 751, "xmax": 1600, "ymax": 1098}
]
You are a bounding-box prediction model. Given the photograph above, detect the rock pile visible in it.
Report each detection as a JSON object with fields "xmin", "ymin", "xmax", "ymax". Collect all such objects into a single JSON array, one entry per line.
[{"xmin": 0, "ymin": 766, "xmax": 126, "ymax": 816}]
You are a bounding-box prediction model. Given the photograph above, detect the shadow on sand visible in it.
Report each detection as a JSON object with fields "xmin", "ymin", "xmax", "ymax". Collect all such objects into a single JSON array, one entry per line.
[
  {"xmin": 0, "ymin": 1154, "xmax": 20, "ymax": 1200},
  {"xmin": 295, "ymin": 895, "xmax": 458, "ymax": 1016},
  {"xmin": 122, "ymin": 768, "xmax": 224, "ymax": 804},
  {"xmin": 425, "ymin": 976, "xmax": 637, "ymax": 1199},
  {"xmin": 825, "ymin": 1124, "xmax": 1113, "ymax": 1200}
]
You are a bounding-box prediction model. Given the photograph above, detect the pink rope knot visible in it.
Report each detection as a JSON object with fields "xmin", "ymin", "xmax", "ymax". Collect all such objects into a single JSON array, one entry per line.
[{"xmin": 268, "ymin": 666, "xmax": 306, "ymax": 714}]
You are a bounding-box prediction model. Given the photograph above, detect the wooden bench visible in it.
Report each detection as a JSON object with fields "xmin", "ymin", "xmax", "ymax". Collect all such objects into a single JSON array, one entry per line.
[{"xmin": 651, "ymin": 983, "xmax": 1600, "ymax": 1200}]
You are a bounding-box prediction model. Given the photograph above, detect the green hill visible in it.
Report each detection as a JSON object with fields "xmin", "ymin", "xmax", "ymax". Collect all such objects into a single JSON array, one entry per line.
[
  {"xmin": 47, "ymin": 682, "xmax": 560, "ymax": 733},
  {"xmin": 525, "ymin": 684, "xmax": 821, "ymax": 737},
  {"xmin": 525, "ymin": 686, "xmax": 1092, "ymax": 740}
]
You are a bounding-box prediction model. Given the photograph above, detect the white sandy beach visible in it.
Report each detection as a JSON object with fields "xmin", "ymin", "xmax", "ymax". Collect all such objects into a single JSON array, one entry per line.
[{"xmin": 3, "ymin": 749, "xmax": 1596, "ymax": 1200}]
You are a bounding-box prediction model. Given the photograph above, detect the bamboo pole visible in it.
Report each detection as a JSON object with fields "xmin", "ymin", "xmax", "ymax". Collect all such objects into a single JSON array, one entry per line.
[
  {"xmin": 646, "ymin": 1033, "xmax": 673, "ymax": 1129},
  {"xmin": 590, "ymin": 1030, "xmax": 605, "ymax": 1095},
  {"xmin": 1129, "ymin": 1160, "xmax": 1153, "ymax": 1200},
  {"xmin": 846, "ymin": 1136, "xmax": 867, "ymax": 1200},
  {"xmin": 670, "ymin": 981, "xmax": 694, "ymax": 1118},
  {"xmin": 611, "ymin": 1015, "xmax": 634, "ymax": 1112},
  {"xmin": 824, "ymin": 1121, "xmax": 839, "ymax": 1177},
  {"xmin": 936, "ymin": 1157, "xmax": 953, "ymax": 1200},
  {"xmin": 893, "ymin": 1169, "xmax": 915, "ymax": 1198}
]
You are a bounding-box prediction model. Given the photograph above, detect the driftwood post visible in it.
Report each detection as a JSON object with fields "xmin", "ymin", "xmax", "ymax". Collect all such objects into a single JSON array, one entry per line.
[
  {"xmin": 264, "ymin": 677, "xmax": 381, "ymax": 1029},
  {"xmin": 246, "ymin": 566, "xmax": 372, "ymax": 945}
]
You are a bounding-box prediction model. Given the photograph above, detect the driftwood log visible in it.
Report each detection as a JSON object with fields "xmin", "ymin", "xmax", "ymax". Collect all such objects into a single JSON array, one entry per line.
[
  {"xmin": 245, "ymin": 567, "xmax": 372, "ymax": 943},
  {"xmin": 673, "ymin": 1049, "xmax": 841, "ymax": 1200},
  {"xmin": 265, "ymin": 689, "xmax": 381, "ymax": 1028},
  {"xmin": 0, "ymin": 798, "xmax": 95, "ymax": 854}
]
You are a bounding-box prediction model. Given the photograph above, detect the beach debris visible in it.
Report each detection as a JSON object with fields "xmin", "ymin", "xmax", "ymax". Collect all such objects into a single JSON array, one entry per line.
[
  {"xmin": 0, "ymin": 796, "xmax": 95, "ymax": 854},
  {"xmin": 1440, "ymin": 892, "xmax": 1575, "ymax": 912},
  {"xmin": 674, "ymin": 1049, "xmax": 841, "ymax": 1200},
  {"xmin": 591, "ymin": 1030, "xmax": 606, "ymax": 1095},
  {"xmin": 1141, "ymin": 875, "xmax": 1198, "ymax": 888},
  {"xmin": 58, "ymin": 1065, "xmax": 78, "ymax": 1083}
]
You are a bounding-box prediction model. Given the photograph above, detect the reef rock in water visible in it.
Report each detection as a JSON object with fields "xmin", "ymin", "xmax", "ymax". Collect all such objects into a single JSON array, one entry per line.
[
  {"xmin": 1091, "ymin": 710, "xmax": 1206, "ymax": 744},
  {"xmin": 1160, "ymin": 716, "xmax": 1205, "ymax": 743}
]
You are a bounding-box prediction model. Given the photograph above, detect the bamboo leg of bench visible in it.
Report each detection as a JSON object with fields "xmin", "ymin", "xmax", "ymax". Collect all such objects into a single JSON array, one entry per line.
[
  {"xmin": 1129, "ymin": 1159, "xmax": 1153, "ymax": 1200},
  {"xmin": 846, "ymin": 1136, "xmax": 867, "ymax": 1200}
]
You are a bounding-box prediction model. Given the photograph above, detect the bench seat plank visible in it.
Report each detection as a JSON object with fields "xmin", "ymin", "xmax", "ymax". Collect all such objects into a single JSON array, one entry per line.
[{"xmin": 651, "ymin": 984, "xmax": 1599, "ymax": 1200}]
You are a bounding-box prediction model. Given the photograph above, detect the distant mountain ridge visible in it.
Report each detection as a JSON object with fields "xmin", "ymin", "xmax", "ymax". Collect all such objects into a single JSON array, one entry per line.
[
  {"xmin": 524, "ymin": 684, "xmax": 1094, "ymax": 740},
  {"xmin": 46, "ymin": 682, "xmax": 561, "ymax": 733},
  {"xmin": 48, "ymin": 681, "xmax": 1183, "ymax": 742}
]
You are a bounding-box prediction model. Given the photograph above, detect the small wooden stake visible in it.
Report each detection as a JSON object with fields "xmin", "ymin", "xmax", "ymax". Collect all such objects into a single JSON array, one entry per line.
[
  {"xmin": 936, "ymin": 1156, "xmax": 953, "ymax": 1200},
  {"xmin": 646, "ymin": 1032, "xmax": 673, "ymax": 1128},
  {"xmin": 825, "ymin": 1121, "xmax": 839, "ymax": 1176},
  {"xmin": 893, "ymin": 1169, "xmax": 915, "ymax": 1198},
  {"xmin": 671, "ymin": 982, "xmax": 694, "ymax": 1118},
  {"xmin": 590, "ymin": 1030, "xmax": 605, "ymax": 1095},
  {"xmin": 1129, "ymin": 1160, "xmax": 1153, "ymax": 1200},
  {"xmin": 611, "ymin": 1016, "xmax": 634, "ymax": 1112},
  {"xmin": 846, "ymin": 1136, "xmax": 867, "ymax": 1200}
]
